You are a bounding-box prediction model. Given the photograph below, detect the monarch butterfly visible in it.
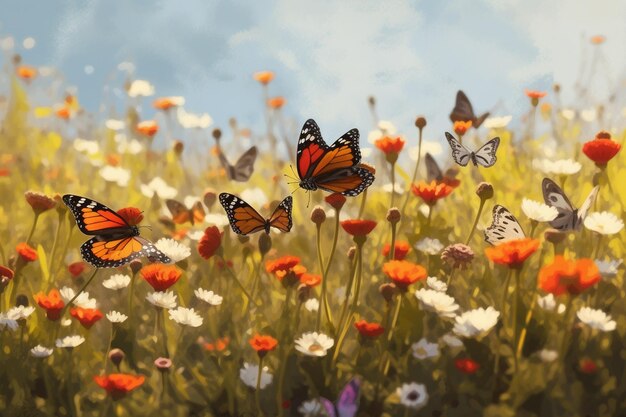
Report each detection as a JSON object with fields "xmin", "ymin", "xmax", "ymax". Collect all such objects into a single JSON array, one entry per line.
[
  {"xmin": 449, "ymin": 90, "xmax": 490, "ymax": 128},
  {"xmin": 219, "ymin": 193, "xmax": 292, "ymax": 235},
  {"xmin": 165, "ymin": 198, "xmax": 205, "ymax": 225},
  {"xmin": 63, "ymin": 194, "xmax": 171, "ymax": 268},
  {"xmin": 445, "ymin": 132, "xmax": 500, "ymax": 167},
  {"xmin": 296, "ymin": 119, "xmax": 374, "ymax": 196}
]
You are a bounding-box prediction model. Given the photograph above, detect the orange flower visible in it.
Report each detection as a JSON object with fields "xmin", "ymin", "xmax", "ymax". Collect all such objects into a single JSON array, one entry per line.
[
  {"xmin": 16, "ymin": 65, "xmax": 37, "ymax": 81},
  {"xmin": 267, "ymin": 96, "xmax": 286, "ymax": 109},
  {"xmin": 16, "ymin": 242, "xmax": 37, "ymax": 262},
  {"xmin": 374, "ymin": 136, "xmax": 405, "ymax": 155},
  {"xmin": 325, "ymin": 193, "xmax": 346, "ymax": 211},
  {"xmin": 116, "ymin": 207, "xmax": 143, "ymax": 226},
  {"xmin": 453, "ymin": 120, "xmax": 472, "ymax": 136},
  {"xmin": 153, "ymin": 96, "xmax": 184, "ymax": 111},
  {"xmin": 68, "ymin": 261, "xmax": 86, "ymax": 278},
  {"xmin": 198, "ymin": 226, "xmax": 222, "ymax": 259},
  {"xmin": 485, "ymin": 238, "xmax": 540, "ymax": 269},
  {"xmin": 136, "ymin": 120, "xmax": 159, "ymax": 137},
  {"xmin": 266, "ymin": 256, "xmax": 305, "ymax": 284},
  {"xmin": 340, "ymin": 219, "xmax": 377, "ymax": 237},
  {"xmin": 140, "ymin": 264, "xmax": 182, "ymax": 291},
  {"xmin": 538, "ymin": 256, "xmax": 600, "ymax": 296},
  {"xmin": 354, "ymin": 320, "xmax": 385, "ymax": 339},
  {"xmin": 253, "ymin": 71, "xmax": 275, "ymax": 85},
  {"xmin": 203, "ymin": 337, "xmax": 230, "ymax": 353},
  {"xmin": 455, "ymin": 358, "xmax": 480, "ymax": 374},
  {"xmin": 24, "ymin": 190, "xmax": 56, "ymax": 213},
  {"xmin": 525, "ymin": 90, "xmax": 547, "ymax": 99},
  {"xmin": 106, "ymin": 153, "xmax": 122, "ymax": 167},
  {"xmin": 383, "ymin": 260, "xmax": 427, "ymax": 290},
  {"xmin": 249, "ymin": 334, "xmax": 278, "ymax": 356},
  {"xmin": 590, "ymin": 35, "xmax": 605, "ymax": 45},
  {"xmin": 300, "ymin": 273, "xmax": 321, "ymax": 287},
  {"xmin": 382, "ymin": 241, "xmax": 411, "ymax": 260},
  {"xmin": 94, "ymin": 374, "xmax": 145, "ymax": 400},
  {"xmin": 70, "ymin": 307, "xmax": 104, "ymax": 329},
  {"xmin": 34, "ymin": 289, "xmax": 65, "ymax": 321},
  {"xmin": 55, "ymin": 106, "xmax": 71, "ymax": 120},
  {"xmin": 411, "ymin": 181, "xmax": 454, "ymax": 206},
  {"xmin": 582, "ymin": 131, "xmax": 621, "ymax": 167}
]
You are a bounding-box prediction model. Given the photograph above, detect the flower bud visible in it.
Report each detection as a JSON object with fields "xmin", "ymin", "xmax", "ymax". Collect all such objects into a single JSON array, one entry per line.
[
  {"xmin": 109, "ymin": 348, "xmax": 125, "ymax": 367},
  {"xmin": 203, "ymin": 188, "xmax": 217, "ymax": 209},
  {"xmin": 310, "ymin": 206, "xmax": 326, "ymax": 225},
  {"xmin": 553, "ymin": 83, "xmax": 561, "ymax": 93},
  {"xmin": 258, "ymin": 233, "xmax": 272, "ymax": 256},
  {"xmin": 441, "ymin": 244, "xmax": 474, "ymax": 269},
  {"xmin": 212, "ymin": 128, "xmax": 222, "ymax": 141},
  {"xmin": 475, "ymin": 182, "xmax": 494, "ymax": 200},
  {"xmin": 414, "ymin": 116, "xmax": 427, "ymax": 129},
  {"xmin": 297, "ymin": 284, "xmax": 311, "ymax": 303},
  {"xmin": 16, "ymin": 294, "xmax": 29, "ymax": 307},
  {"xmin": 154, "ymin": 357, "xmax": 172, "ymax": 372},
  {"xmin": 347, "ymin": 246, "xmax": 356, "ymax": 260},
  {"xmin": 237, "ymin": 235, "xmax": 250, "ymax": 245},
  {"xmin": 129, "ymin": 259, "xmax": 143, "ymax": 275},
  {"xmin": 544, "ymin": 228, "xmax": 567, "ymax": 245},
  {"xmin": 25, "ymin": 190, "xmax": 56, "ymax": 214},
  {"xmin": 172, "ymin": 140, "xmax": 184, "ymax": 155},
  {"xmin": 368, "ymin": 96, "xmax": 376, "ymax": 106},
  {"xmin": 379, "ymin": 283, "xmax": 397, "ymax": 304},
  {"xmin": 386, "ymin": 208, "xmax": 401, "ymax": 224}
]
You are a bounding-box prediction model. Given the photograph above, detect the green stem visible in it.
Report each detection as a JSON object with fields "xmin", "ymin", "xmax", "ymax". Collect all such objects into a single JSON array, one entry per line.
[
  {"xmin": 66, "ymin": 351, "xmax": 76, "ymax": 417},
  {"xmin": 382, "ymin": 293, "xmax": 404, "ymax": 376},
  {"xmin": 334, "ymin": 250, "xmax": 359, "ymax": 338},
  {"xmin": 465, "ymin": 198, "xmax": 486, "ymax": 245},
  {"xmin": 219, "ymin": 255, "xmax": 256, "ymax": 306},
  {"xmin": 53, "ymin": 223, "xmax": 75, "ymax": 277},
  {"xmin": 528, "ymin": 220, "xmax": 538, "ymax": 239},
  {"xmin": 315, "ymin": 224, "xmax": 326, "ymax": 331},
  {"xmin": 512, "ymin": 269, "xmax": 521, "ymax": 372},
  {"xmin": 26, "ymin": 213, "xmax": 40, "ymax": 245},
  {"xmin": 390, "ymin": 161, "xmax": 396, "ymax": 208},
  {"xmin": 389, "ymin": 221, "xmax": 397, "ymax": 261},
  {"xmin": 255, "ymin": 356, "xmax": 265, "ymax": 416},
  {"xmin": 60, "ymin": 269, "xmax": 99, "ymax": 317},
  {"xmin": 400, "ymin": 126, "xmax": 423, "ymax": 218},
  {"xmin": 501, "ymin": 269, "xmax": 513, "ymax": 320},
  {"xmin": 516, "ymin": 290, "xmax": 538, "ymax": 359},
  {"xmin": 48, "ymin": 213, "xmax": 64, "ymax": 281},
  {"xmin": 357, "ymin": 189, "xmax": 368, "ymax": 219},
  {"xmin": 321, "ymin": 212, "xmax": 341, "ymax": 327},
  {"xmin": 591, "ymin": 234, "xmax": 602, "ymax": 259}
]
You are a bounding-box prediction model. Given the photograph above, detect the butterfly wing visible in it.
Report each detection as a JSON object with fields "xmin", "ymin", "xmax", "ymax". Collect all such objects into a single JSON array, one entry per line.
[
  {"xmin": 230, "ymin": 146, "xmax": 258, "ymax": 182},
  {"xmin": 166, "ymin": 199, "xmax": 192, "ymax": 225},
  {"xmin": 216, "ymin": 147, "xmax": 234, "ymax": 179},
  {"xmin": 473, "ymin": 137, "xmax": 500, "ymax": 167},
  {"xmin": 268, "ymin": 196, "xmax": 293, "ymax": 233},
  {"xmin": 542, "ymin": 178, "xmax": 576, "ymax": 231},
  {"xmin": 474, "ymin": 112, "xmax": 490, "ymax": 128},
  {"xmin": 336, "ymin": 378, "xmax": 360, "ymax": 417},
  {"xmin": 444, "ymin": 132, "xmax": 472, "ymax": 167},
  {"xmin": 450, "ymin": 90, "xmax": 476, "ymax": 123},
  {"xmin": 63, "ymin": 194, "xmax": 132, "ymax": 236},
  {"xmin": 81, "ymin": 236, "xmax": 170, "ymax": 268},
  {"xmin": 484, "ymin": 205, "xmax": 526, "ymax": 245},
  {"xmin": 575, "ymin": 186, "xmax": 599, "ymax": 230},
  {"xmin": 191, "ymin": 201, "xmax": 206, "ymax": 225},
  {"xmin": 425, "ymin": 153, "xmax": 444, "ymax": 182},
  {"xmin": 320, "ymin": 398, "xmax": 338, "ymax": 417},
  {"xmin": 296, "ymin": 119, "xmax": 330, "ymax": 179},
  {"xmin": 219, "ymin": 193, "xmax": 268, "ymax": 235},
  {"xmin": 315, "ymin": 165, "xmax": 375, "ymax": 196}
]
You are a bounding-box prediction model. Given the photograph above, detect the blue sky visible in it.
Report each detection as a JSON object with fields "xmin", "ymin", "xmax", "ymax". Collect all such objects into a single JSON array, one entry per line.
[{"xmin": 0, "ymin": 0, "xmax": 624, "ymax": 147}]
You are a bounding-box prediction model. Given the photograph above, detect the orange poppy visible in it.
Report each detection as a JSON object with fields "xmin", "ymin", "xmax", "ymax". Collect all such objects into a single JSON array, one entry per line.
[
  {"xmin": 70, "ymin": 307, "xmax": 104, "ymax": 329},
  {"xmin": 590, "ymin": 35, "xmax": 605, "ymax": 45},
  {"xmin": 16, "ymin": 242, "xmax": 37, "ymax": 262},
  {"xmin": 153, "ymin": 96, "xmax": 183, "ymax": 111},
  {"xmin": 136, "ymin": 120, "xmax": 159, "ymax": 137},
  {"xmin": 204, "ymin": 337, "xmax": 230, "ymax": 352},
  {"xmin": 354, "ymin": 319, "xmax": 385, "ymax": 339},
  {"xmin": 453, "ymin": 120, "xmax": 472, "ymax": 136},
  {"xmin": 34, "ymin": 289, "xmax": 65, "ymax": 321},
  {"xmin": 538, "ymin": 256, "xmax": 600, "ymax": 296},
  {"xmin": 300, "ymin": 273, "xmax": 321, "ymax": 287},
  {"xmin": 94, "ymin": 374, "xmax": 145, "ymax": 400},
  {"xmin": 340, "ymin": 219, "xmax": 377, "ymax": 237},
  {"xmin": 382, "ymin": 241, "xmax": 411, "ymax": 260},
  {"xmin": 382, "ymin": 260, "xmax": 427, "ymax": 290},
  {"xmin": 525, "ymin": 90, "xmax": 547, "ymax": 99},
  {"xmin": 16, "ymin": 65, "xmax": 37, "ymax": 81},
  {"xmin": 484, "ymin": 238, "xmax": 540, "ymax": 269},
  {"xmin": 249, "ymin": 334, "xmax": 278, "ymax": 356},
  {"xmin": 582, "ymin": 131, "xmax": 621, "ymax": 167},
  {"xmin": 374, "ymin": 136, "xmax": 405, "ymax": 155},
  {"xmin": 55, "ymin": 106, "xmax": 71, "ymax": 120},
  {"xmin": 140, "ymin": 264, "xmax": 182, "ymax": 291},
  {"xmin": 267, "ymin": 96, "xmax": 286, "ymax": 109},
  {"xmin": 253, "ymin": 71, "xmax": 275, "ymax": 85},
  {"xmin": 411, "ymin": 181, "xmax": 454, "ymax": 206},
  {"xmin": 198, "ymin": 226, "xmax": 222, "ymax": 259},
  {"xmin": 324, "ymin": 193, "xmax": 346, "ymax": 211}
]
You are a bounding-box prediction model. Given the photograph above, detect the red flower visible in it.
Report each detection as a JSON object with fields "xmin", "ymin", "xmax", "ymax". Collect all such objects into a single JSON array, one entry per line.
[
  {"xmin": 485, "ymin": 238, "xmax": 540, "ymax": 269},
  {"xmin": 198, "ymin": 226, "xmax": 222, "ymax": 259},
  {"xmin": 16, "ymin": 242, "xmax": 37, "ymax": 262},
  {"xmin": 582, "ymin": 131, "xmax": 621, "ymax": 167},
  {"xmin": 70, "ymin": 307, "xmax": 104, "ymax": 329},
  {"xmin": 116, "ymin": 207, "xmax": 144, "ymax": 226},
  {"xmin": 453, "ymin": 120, "xmax": 472, "ymax": 136},
  {"xmin": 94, "ymin": 374, "xmax": 145, "ymax": 400},
  {"xmin": 34, "ymin": 289, "xmax": 65, "ymax": 321},
  {"xmin": 411, "ymin": 181, "xmax": 454, "ymax": 206},
  {"xmin": 579, "ymin": 358, "xmax": 598, "ymax": 374},
  {"xmin": 324, "ymin": 193, "xmax": 346, "ymax": 211},
  {"xmin": 68, "ymin": 261, "xmax": 86, "ymax": 278},
  {"xmin": 266, "ymin": 256, "xmax": 305, "ymax": 284},
  {"xmin": 374, "ymin": 136, "xmax": 405, "ymax": 155},
  {"xmin": 382, "ymin": 241, "xmax": 411, "ymax": 260},
  {"xmin": 538, "ymin": 256, "xmax": 600, "ymax": 296},
  {"xmin": 382, "ymin": 260, "xmax": 427, "ymax": 290},
  {"xmin": 455, "ymin": 358, "xmax": 480, "ymax": 374},
  {"xmin": 354, "ymin": 319, "xmax": 385, "ymax": 339},
  {"xmin": 249, "ymin": 334, "xmax": 278, "ymax": 357},
  {"xmin": 340, "ymin": 219, "xmax": 377, "ymax": 237},
  {"xmin": 24, "ymin": 191, "xmax": 56, "ymax": 213},
  {"xmin": 300, "ymin": 273, "xmax": 321, "ymax": 287},
  {"xmin": 136, "ymin": 120, "xmax": 159, "ymax": 137},
  {"xmin": 203, "ymin": 337, "xmax": 230, "ymax": 353},
  {"xmin": 140, "ymin": 264, "xmax": 182, "ymax": 291},
  {"xmin": 0, "ymin": 265, "xmax": 14, "ymax": 281}
]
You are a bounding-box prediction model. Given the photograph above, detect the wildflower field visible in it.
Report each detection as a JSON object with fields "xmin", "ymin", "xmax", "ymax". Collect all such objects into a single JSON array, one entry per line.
[{"xmin": 0, "ymin": 35, "xmax": 625, "ymax": 417}]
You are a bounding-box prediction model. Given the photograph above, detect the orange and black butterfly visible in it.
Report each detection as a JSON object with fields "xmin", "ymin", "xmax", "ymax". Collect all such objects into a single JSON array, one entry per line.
[
  {"xmin": 296, "ymin": 119, "xmax": 374, "ymax": 196},
  {"xmin": 165, "ymin": 199, "xmax": 205, "ymax": 225},
  {"xmin": 449, "ymin": 90, "xmax": 490, "ymax": 128},
  {"xmin": 219, "ymin": 193, "xmax": 292, "ymax": 235},
  {"xmin": 63, "ymin": 194, "xmax": 171, "ymax": 268}
]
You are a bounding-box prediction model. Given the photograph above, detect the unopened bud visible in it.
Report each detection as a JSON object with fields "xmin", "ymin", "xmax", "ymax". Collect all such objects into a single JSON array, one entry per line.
[
  {"xmin": 310, "ymin": 206, "xmax": 326, "ymax": 225},
  {"xmin": 476, "ymin": 182, "xmax": 494, "ymax": 200},
  {"xmin": 109, "ymin": 348, "xmax": 125, "ymax": 367},
  {"xmin": 368, "ymin": 96, "xmax": 376, "ymax": 106},
  {"xmin": 154, "ymin": 357, "xmax": 172, "ymax": 371},
  {"xmin": 379, "ymin": 283, "xmax": 397, "ymax": 304},
  {"xmin": 203, "ymin": 189, "xmax": 217, "ymax": 209},
  {"xmin": 173, "ymin": 140, "xmax": 184, "ymax": 155},
  {"xmin": 544, "ymin": 228, "xmax": 567, "ymax": 245},
  {"xmin": 16, "ymin": 294, "xmax": 29, "ymax": 307},
  {"xmin": 212, "ymin": 128, "xmax": 222, "ymax": 141},
  {"xmin": 129, "ymin": 259, "xmax": 143, "ymax": 275},
  {"xmin": 297, "ymin": 284, "xmax": 311, "ymax": 303},
  {"xmin": 386, "ymin": 208, "xmax": 401, "ymax": 224},
  {"xmin": 415, "ymin": 116, "xmax": 427, "ymax": 129},
  {"xmin": 258, "ymin": 233, "xmax": 272, "ymax": 256},
  {"xmin": 238, "ymin": 235, "xmax": 250, "ymax": 245}
]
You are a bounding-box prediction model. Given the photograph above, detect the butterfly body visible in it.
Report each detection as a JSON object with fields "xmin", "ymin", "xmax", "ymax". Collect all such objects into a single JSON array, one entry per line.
[
  {"xmin": 542, "ymin": 178, "xmax": 598, "ymax": 231},
  {"xmin": 219, "ymin": 193, "xmax": 292, "ymax": 235},
  {"xmin": 296, "ymin": 119, "xmax": 374, "ymax": 196},
  {"xmin": 63, "ymin": 195, "xmax": 171, "ymax": 268},
  {"xmin": 445, "ymin": 132, "xmax": 500, "ymax": 168}
]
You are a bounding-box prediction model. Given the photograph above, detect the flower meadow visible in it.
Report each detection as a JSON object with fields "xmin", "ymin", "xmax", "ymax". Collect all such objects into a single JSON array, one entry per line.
[{"xmin": 0, "ymin": 41, "xmax": 625, "ymax": 417}]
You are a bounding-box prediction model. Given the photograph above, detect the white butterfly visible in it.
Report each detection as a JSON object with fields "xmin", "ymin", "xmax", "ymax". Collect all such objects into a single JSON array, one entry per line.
[
  {"xmin": 484, "ymin": 205, "xmax": 526, "ymax": 245},
  {"xmin": 444, "ymin": 132, "xmax": 500, "ymax": 167},
  {"xmin": 542, "ymin": 178, "xmax": 598, "ymax": 231}
]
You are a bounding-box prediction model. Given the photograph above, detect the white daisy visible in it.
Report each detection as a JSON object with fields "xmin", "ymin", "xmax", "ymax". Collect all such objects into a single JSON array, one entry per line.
[
  {"xmin": 55, "ymin": 335, "xmax": 85, "ymax": 349},
  {"xmin": 532, "ymin": 158, "xmax": 581, "ymax": 176},
  {"xmin": 304, "ymin": 298, "xmax": 319, "ymax": 312},
  {"xmin": 73, "ymin": 138, "xmax": 100, "ymax": 155},
  {"xmin": 116, "ymin": 136, "xmax": 143, "ymax": 155},
  {"xmin": 426, "ymin": 276, "xmax": 447, "ymax": 292},
  {"xmin": 521, "ymin": 198, "xmax": 558, "ymax": 222},
  {"xmin": 483, "ymin": 115, "xmax": 513, "ymax": 129},
  {"xmin": 0, "ymin": 313, "xmax": 18, "ymax": 331},
  {"xmin": 560, "ymin": 109, "xmax": 576, "ymax": 121},
  {"xmin": 177, "ymin": 107, "xmax": 213, "ymax": 129},
  {"xmin": 106, "ymin": 311, "xmax": 128, "ymax": 323},
  {"xmin": 30, "ymin": 345, "xmax": 54, "ymax": 358},
  {"xmin": 576, "ymin": 307, "xmax": 616, "ymax": 332},
  {"xmin": 411, "ymin": 338, "xmax": 440, "ymax": 360},
  {"xmin": 186, "ymin": 229, "xmax": 206, "ymax": 241},
  {"xmin": 453, "ymin": 307, "xmax": 500, "ymax": 338},
  {"xmin": 414, "ymin": 288, "xmax": 459, "ymax": 318},
  {"xmin": 99, "ymin": 166, "xmax": 131, "ymax": 187},
  {"xmin": 298, "ymin": 399, "xmax": 324, "ymax": 416},
  {"xmin": 396, "ymin": 382, "xmax": 428, "ymax": 409},
  {"xmin": 169, "ymin": 307, "xmax": 203, "ymax": 327},
  {"xmin": 60, "ymin": 287, "xmax": 97, "ymax": 309},
  {"xmin": 595, "ymin": 259, "xmax": 621, "ymax": 279},
  {"xmin": 105, "ymin": 119, "xmax": 125, "ymax": 131},
  {"xmin": 537, "ymin": 349, "xmax": 558, "ymax": 362},
  {"xmin": 294, "ymin": 332, "xmax": 334, "ymax": 357},
  {"xmin": 194, "ymin": 288, "xmax": 223, "ymax": 306},
  {"xmin": 441, "ymin": 333, "xmax": 464, "ymax": 348},
  {"xmin": 204, "ymin": 213, "xmax": 230, "ymax": 228},
  {"xmin": 155, "ymin": 238, "xmax": 191, "ymax": 263},
  {"xmin": 239, "ymin": 362, "xmax": 273, "ymax": 389},
  {"xmin": 146, "ymin": 291, "xmax": 177, "ymax": 309},
  {"xmin": 414, "ymin": 238, "xmax": 444, "ymax": 255},
  {"xmin": 140, "ymin": 177, "xmax": 178, "ymax": 199},
  {"xmin": 580, "ymin": 108, "xmax": 596, "ymax": 122},
  {"xmin": 584, "ymin": 212, "xmax": 624, "ymax": 235},
  {"xmin": 240, "ymin": 187, "xmax": 268, "ymax": 208},
  {"xmin": 382, "ymin": 183, "xmax": 404, "ymax": 195},
  {"xmin": 103, "ymin": 274, "xmax": 131, "ymax": 290},
  {"xmin": 6, "ymin": 305, "xmax": 35, "ymax": 320},
  {"xmin": 127, "ymin": 79, "xmax": 155, "ymax": 97},
  {"xmin": 367, "ymin": 120, "xmax": 397, "ymax": 144},
  {"xmin": 537, "ymin": 294, "xmax": 566, "ymax": 314}
]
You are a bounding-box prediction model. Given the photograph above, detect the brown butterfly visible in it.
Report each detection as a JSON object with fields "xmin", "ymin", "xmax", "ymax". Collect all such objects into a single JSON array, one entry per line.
[
  {"xmin": 165, "ymin": 199, "xmax": 205, "ymax": 225},
  {"xmin": 217, "ymin": 146, "xmax": 258, "ymax": 182},
  {"xmin": 449, "ymin": 90, "xmax": 490, "ymax": 128}
]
